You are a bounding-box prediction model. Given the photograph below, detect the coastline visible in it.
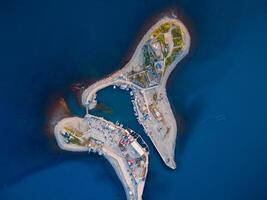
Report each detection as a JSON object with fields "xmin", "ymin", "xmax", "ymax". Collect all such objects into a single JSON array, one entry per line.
[
  {"xmin": 81, "ymin": 16, "xmax": 190, "ymax": 169},
  {"xmin": 54, "ymin": 116, "xmax": 148, "ymax": 200},
  {"xmin": 53, "ymin": 13, "xmax": 190, "ymax": 200}
]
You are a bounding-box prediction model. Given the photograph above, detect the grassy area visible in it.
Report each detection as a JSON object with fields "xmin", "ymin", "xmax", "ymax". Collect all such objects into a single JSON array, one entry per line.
[
  {"xmin": 152, "ymin": 22, "xmax": 171, "ymax": 38},
  {"xmin": 157, "ymin": 33, "xmax": 169, "ymax": 58},
  {"xmin": 164, "ymin": 47, "xmax": 182, "ymax": 67},
  {"xmin": 173, "ymin": 37, "xmax": 183, "ymax": 47},
  {"xmin": 143, "ymin": 46, "xmax": 151, "ymax": 66},
  {"xmin": 157, "ymin": 34, "xmax": 165, "ymax": 46},
  {"xmin": 152, "ymin": 28, "xmax": 161, "ymax": 38},
  {"xmin": 170, "ymin": 49, "xmax": 178, "ymax": 61},
  {"xmin": 69, "ymin": 137, "xmax": 80, "ymax": 145},
  {"xmin": 165, "ymin": 56, "xmax": 172, "ymax": 67},
  {"xmin": 171, "ymin": 26, "xmax": 182, "ymax": 38},
  {"xmin": 160, "ymin": 23, "xmax": 171, "ymax": 33},
  {"xmin": 172, "ymin": 47, "xmax": 182, "ymax": 55},
  {"xmin": 135, "ymin": 73, "xmax": 148, "ymax": 87}
]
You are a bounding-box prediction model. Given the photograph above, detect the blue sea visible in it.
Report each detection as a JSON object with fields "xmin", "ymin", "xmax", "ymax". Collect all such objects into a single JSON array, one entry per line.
[{"xmin": 0, "ymin": 0, "xmax": 267, "ymax": 199}]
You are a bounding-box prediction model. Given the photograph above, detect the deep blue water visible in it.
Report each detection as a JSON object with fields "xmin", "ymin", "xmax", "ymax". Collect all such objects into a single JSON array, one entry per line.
[{"xmin": 0, "ymin": 0, "xmax": 267, "ymax": 199}]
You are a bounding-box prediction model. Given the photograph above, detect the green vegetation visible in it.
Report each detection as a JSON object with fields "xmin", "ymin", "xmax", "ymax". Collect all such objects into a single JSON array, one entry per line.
[
  {"xmin": 152, "ymin": 28, "xmax": 161, "ymax": 38},
  {"xmin": 150, "ymin": 23, "xmax": 184, "ymax": 73},
  {"xmin": 69, "ymin": 137, "xmax": 80, "ymax": 145},
  {"xmin": 143, "ymin": 46, "xmax": 151, "ymax": 66},
  {"xmin": 163, "ymin": 49, "xmax": 168, "ymax": 58},
  {"xmin": 165, "ymin": 56, "xmax": 172, "ymax": 67},
  {"xmin": 159, "ymin": 23, "xmax": 171, "ymax": 33},
  {"xmin": 171, "ymin": 25, "xmax": 183, "ymax": 48},
  {"xmin": 135, "ymin": 73, "xmax": 148, "ymax": 87},
  {"xmin": 171, "ymin": 26, "xmax": 182, "ymax": 38},
  {"xmin": 157, "ymin": 34, "xmax": 165, "ymax": 46},
  {"xmin": 143, "ymin": 43, "xmax": 156, "ymax": 67},
  {"xmin": 163, "ymin": 25, "xmax": 183, "ymax": 70},
  {"xmin": 172, "ymin": 47, "xmax": 182, "ymax": 55},
  {"xmin": 152, "ymin": 23, "xmax": 171, "ymax": 37},
  {"xmin": 156, "ymin": 34, "xmax": 169, "ymax": 58},
  {"xmin": 169, "ymin": 49, "xmax": 178, "ymax": 61},
  {"xmin": 164, "ymin": 47, "xmax": 182, "ymax": 69},
  {"xmin": 153, "ymin": 93, "xmax": 157, "ymax": 101},
  {"xmin": 173, "ymin": 37, "xmax": 183, "ymax": 47}
]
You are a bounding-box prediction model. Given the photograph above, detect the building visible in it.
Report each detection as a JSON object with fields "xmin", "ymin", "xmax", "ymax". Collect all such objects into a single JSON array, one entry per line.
[
  {"xmin": 146, "ymin": 66, "xmax": 160, "ymax": 86},
  {"xmin": 150, "ymin": 41, "xmax": 163, "ymax": 58},
  {"xmin": 131, "ymin": 141, "xmax": 145, "ymax": 156},
  {"xmin": 154, "ymin": 60, "xmax": 164, "ymax": 73}
]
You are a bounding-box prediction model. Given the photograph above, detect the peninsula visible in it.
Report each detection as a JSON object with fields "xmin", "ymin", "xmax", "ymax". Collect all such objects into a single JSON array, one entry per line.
[{"xmin": 54, "ymin": 15, "xmax": 190, "ymax": 200}]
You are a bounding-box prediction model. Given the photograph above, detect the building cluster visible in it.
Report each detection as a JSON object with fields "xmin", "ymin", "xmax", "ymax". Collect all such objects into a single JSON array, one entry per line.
[
  {"xmin": 87, "ymin": 116, "xmax": 148, "ymax": 186},
  {"xmin": 135, "ymin": 92, "xmax": 149, "ymax": 120},
  {"xmin": 149, "ymin": 103, "xmax": 163, "ymax": 121},
  {"xmin": 87, "ymin": 137, "xmax": 104, "ymax": 155},
  {"xmin": 128, "ymin": 41, "xmax": 164, "ymax": 88},
  {"xmin": 129, "ymin": 85, "xmax": 170, "ymax": 140},
  {"xmin": 119, "ymin": 129, "xmax": 148, "ymax": 182},
  {"xmin": 59, "ymin": 115, "xmax": 148, "ymax": 187}
]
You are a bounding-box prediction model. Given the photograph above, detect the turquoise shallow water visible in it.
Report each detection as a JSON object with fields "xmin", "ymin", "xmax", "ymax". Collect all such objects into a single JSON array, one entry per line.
[{"xmin": 0, "ymin": 0, "xmax": 267, "ymax": 199}]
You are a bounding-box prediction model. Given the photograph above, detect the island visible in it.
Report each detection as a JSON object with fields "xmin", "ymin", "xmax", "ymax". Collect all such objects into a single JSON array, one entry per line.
[{"xmin": 54, "ymin": 15, "xmax": 190, "ymax": 200}]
